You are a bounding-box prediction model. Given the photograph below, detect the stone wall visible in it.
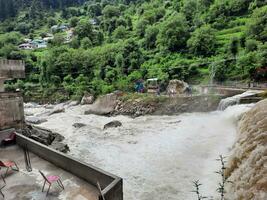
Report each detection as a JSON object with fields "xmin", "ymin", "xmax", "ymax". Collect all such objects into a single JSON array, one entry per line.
[
  {"xmin": 0, "ymin": 92, "xmax": 24, "ymax": 130},
  {"xmin": 225, "ymin": 99, "xmax": 267, "ymax": 200}
]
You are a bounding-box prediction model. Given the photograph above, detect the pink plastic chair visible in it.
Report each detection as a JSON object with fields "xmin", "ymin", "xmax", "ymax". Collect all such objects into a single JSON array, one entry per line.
[
  {"xmin": 39, "ymin": 170, "xmax": 64, "ymax": 196},
  {"xmin": 0, "ymin": 161, "xmax": 19, "ymax": 177},
  {"xmin": 3, "ymin": 133, "xmax": 16, "ymax": 143}
]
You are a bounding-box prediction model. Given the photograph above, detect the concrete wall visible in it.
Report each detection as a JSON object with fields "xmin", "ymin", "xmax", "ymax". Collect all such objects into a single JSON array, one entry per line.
[
  {"xmin": 0, "ymin": 79, "xmax": 4, "ymax": 92},
  {"xmin": 0, "ymin": 59, "xmax": 25, "ymax": 79},
  {"xmin": 197, "ymin": 85, "xmax": 245, "ymax": 97},
  {"xmin": 0, "ymin": 92, "xmax": 24, "ymax": 130},
  {"xmin": 154, "ymin": 95, "xmax": 223, "ymax": 115},
  {"xmin": 16, "ymin": 133, "xmax": 123, "ymax": 200}
]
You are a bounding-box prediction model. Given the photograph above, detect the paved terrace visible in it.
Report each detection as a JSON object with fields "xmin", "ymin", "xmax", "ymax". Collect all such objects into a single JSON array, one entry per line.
[{"xmin": 0, "ymin": 145, "xmax": 99, "ymax": 200}]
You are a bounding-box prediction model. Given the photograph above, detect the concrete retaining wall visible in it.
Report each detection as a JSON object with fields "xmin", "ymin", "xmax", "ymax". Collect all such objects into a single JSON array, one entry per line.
[
  {"xmin": 0, "ymin": 92, "xmax": 24, "ymax": 130},
  {"xmin": 0, "ymin": 59, "xmax": 25, "ymax": 79},
  {"xmin": 154, "ymin": 95, "xmax": 223, "ymax": 115},
  {"xmin": 16, "ymin": 133, "xmax": 123, "ymax": 200}
]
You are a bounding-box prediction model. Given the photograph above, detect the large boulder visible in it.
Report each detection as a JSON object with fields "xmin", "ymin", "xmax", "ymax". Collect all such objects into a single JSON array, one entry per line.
[
  {"xmin": 85, "ymin": 92, "xmax": 122, "ymax": 115},
  {"xmin": 18, "ymin": 125, "xmax": 69, "ymax": 153},
  {"xmin": 103, "ymin": 120, "xmax": 122, "ymax": 129},
  {"xmin": 166, "ymin": 80, "xmax": 190, "ymax": 96},
  {"xmin": 81, "ymin": 94, "xmax": 95, "ymax": 105}
]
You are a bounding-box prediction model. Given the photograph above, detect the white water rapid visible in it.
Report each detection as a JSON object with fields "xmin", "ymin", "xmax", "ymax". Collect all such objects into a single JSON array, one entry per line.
[
  {"xmin": 217, "ymin": 90, "xmax": 262, "ymax": 110},
  {"xmin": 25, "ymin": 103, "xmax": 254, "ymax": 200}
]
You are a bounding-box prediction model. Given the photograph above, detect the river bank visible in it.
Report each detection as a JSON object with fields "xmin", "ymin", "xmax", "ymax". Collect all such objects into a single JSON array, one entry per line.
[{"xmin": 225, "ymin": 99, "xmax": 267, "ymax": 200}]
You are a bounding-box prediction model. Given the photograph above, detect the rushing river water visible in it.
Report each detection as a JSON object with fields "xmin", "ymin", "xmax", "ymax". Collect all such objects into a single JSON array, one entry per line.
[{"xmin": 25, "ymin": 103, "xmax": 254, "ymax": 200}]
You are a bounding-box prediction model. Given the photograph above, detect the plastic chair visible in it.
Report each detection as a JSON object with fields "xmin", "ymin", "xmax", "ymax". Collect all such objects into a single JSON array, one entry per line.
[
  {"xmin": 39, "ymin": 170, "xmax": 64, "ymax": 196},
  {"xmin": 0, "ymin": 161, "xmax": 19, "ymax": 177},
  {"xmin": 2, "ymin": 133, "xmax": 16, "ymax": 145}
]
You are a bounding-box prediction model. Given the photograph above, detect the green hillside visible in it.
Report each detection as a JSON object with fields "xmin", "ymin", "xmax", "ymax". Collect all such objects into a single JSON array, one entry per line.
[{"xmin": 0, "ymin": 0, "xmax": 267, "ymax": 101}]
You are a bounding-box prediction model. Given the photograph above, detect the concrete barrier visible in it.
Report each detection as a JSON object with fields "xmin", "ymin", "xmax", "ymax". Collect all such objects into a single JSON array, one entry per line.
[
  {"xmin": 0, "ymin": 92, "xmax": 24, "ymax": 130},
  {"xmin": 16, "ymin": 133, "xmax": 123, "ymax": 200},
  {"xmin": 0, "ymin": 59, "xmax": 25, "ymax": 79}
]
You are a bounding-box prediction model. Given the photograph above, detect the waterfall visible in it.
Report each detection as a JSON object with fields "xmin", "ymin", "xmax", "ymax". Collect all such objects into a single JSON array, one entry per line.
[
  {"xmin": 218, "ymin": 90, "xmax": 262, "ymax": 110},
  {"xmin": 209, "ymin": 63, "xmax": 216, "ymax": 85}
]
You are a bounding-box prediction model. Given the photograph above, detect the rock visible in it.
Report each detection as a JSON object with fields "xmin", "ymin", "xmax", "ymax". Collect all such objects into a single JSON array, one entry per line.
[
  {"xmin": 44, "ymin": 104, "xmax": 54, "ymax": 109},
  {"xmin": 103, "ymin": 120, "xmax": 122, "ymax": 129},
  {"xmin": 50, "ymin": 142, "xmax": 70, "ymax": 153},
  {"xmin": 24, "ymin": 102, "xmax": 40, "ymax": 109},
  {"xmin": 19, "ymin": 125, "xmax": 65, "ymax": 146},
  {"xmin": 26, "ymin": 116, "xmax": 47, "ymax": 124},
  {"xmin": 72, "ymin": 123, "xmax": 86, "ymax": 128},
  {"xmin": 48, "ymin": 106, "xmax": 65, "ymax": 116},
  {"xmin": 68, "ymin": 101, "xmax": 79, "ymax": 107},
  {"xmin": 81, "ymin": 94, "xmax": 95, "ymax": 105},
  {"xmin": 166, "ymin": 79, "xmax": 190, "ymax": 96},
  {"xmin": 85, "ymin": 92, "xmax": 120, "ymax": 115}
]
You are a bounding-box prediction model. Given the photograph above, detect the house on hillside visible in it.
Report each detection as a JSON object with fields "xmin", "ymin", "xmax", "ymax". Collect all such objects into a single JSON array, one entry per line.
[{"xmin": 19, "ymin": 43, "xmax": 35, "ymax": 50}]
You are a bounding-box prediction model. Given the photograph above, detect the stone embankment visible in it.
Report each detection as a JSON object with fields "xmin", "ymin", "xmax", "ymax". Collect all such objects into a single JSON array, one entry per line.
[
  {"xmin": 225, "ymin": 99, "xmax": 267, "ymax": 200},
  {"xmin": 84, "ymin": 92, "xmax": 222, "ymax": 117}
]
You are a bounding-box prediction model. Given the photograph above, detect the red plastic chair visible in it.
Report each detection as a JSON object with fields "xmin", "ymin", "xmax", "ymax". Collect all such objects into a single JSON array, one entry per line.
[
  {"xmin": 0, "ymin": 161, "xmax": 19, "ymax": 177},
  {"xmin": 1, "ymin": 133, "xmax": 16, "ymax": 146},
  {"xmin": 39, "ymin": 170, "xmax": 64, "ymax": 196}
]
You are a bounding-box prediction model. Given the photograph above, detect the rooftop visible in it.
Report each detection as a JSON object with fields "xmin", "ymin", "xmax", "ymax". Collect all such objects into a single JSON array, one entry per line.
[{"xmin": 0, "ymin": 145, "xmax": 99, "ymax": 200}]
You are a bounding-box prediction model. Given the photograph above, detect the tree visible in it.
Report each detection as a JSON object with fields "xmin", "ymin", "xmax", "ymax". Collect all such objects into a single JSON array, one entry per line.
[
  {"xmin": 245, "ymin": 39, "xmax": 258, "ymax": 52},
  {"xmin": 247, "ymin": 5, "xmax": 267, "ymax": 42},
  {"xmin": 88, "ymin": 3, "xmax": 102, "ymax": 17},
  {"xmin": 81, "ymin": 37, "xmax": 92, "ymax": 49},
  {"xmin": 47, "ymin": 17, "xmax": 57, "ymax": 27},
  {"xmin": 229, "ymin": 37, "xmax": 239, "ymax": 57},
  {"xmin": 113, "ymin": 26, "xmax": 128, "ymax": 40},
  {"xmin": 187, "ymin": 25, "xmax": 217, "ymax": 57},
  {"xmin": 103, "ymin": 5, "xmax": 120, "ymax": 19},
  {"xmin": 75, "ymin": 19, "xmax": 93, "ymax": 40},
  {"xmin": 144, "ymin": 26, "xmax": 159, "ymax": 49},
  {"xmin": 136, "ymin": 19, "xmax": 149, "ymax": 37},
  {"xmin": 157, "ymin": 14, "xmax": 190, "ymax": 52}
]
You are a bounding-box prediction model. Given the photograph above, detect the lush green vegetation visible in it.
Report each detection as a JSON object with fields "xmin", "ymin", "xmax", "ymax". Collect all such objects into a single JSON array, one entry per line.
[{"xmin": 0, "ymin": 0, "xmax": 267, "ymax": 101}]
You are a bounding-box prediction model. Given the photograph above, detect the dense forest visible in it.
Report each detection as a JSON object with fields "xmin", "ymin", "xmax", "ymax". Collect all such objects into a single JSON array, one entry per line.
[{"xmin": 0, "ymin": 0, "xmax": 267, "ymax": 101}]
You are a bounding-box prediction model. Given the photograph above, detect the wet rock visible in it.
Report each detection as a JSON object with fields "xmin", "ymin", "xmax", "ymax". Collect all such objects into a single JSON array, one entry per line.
[
  {"xmin": 26, "ymin": 116, "xmax": 47, "ymax": 124},
  {"xmin": 18, "ymin": 125, "xmax": 68, "ymax": 153},
  {"xmin": 48, "ymin": 106, "xmax": 65, "ymax": 116},
  {"xmin": 166, "ymin": 79, "xmax": 190, "ymax": 96},
  {"xmin": 81, "ymin": 94, "xmax": 94, "ymax": 105},
  {"xmin": 68, "ymin": 101, "xmax": 79, "ymax": 107},
  {"xmin": 72, "ymin": 123, "xmax": 86, "ymax": 128},
  {"xmin": 44, "ymin": 104, "xmax": 54, "ymax": 109},
  {"xmin": 103, "ymin": 120, "xmax": 122, "ymax": 129},
  {"xmin": 50, "ymin": 142, "xmax": 70, "ymax": 153},
  {"xmin": 85, "ymin": 92, "xmax": 120, "ymax": 115}
]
